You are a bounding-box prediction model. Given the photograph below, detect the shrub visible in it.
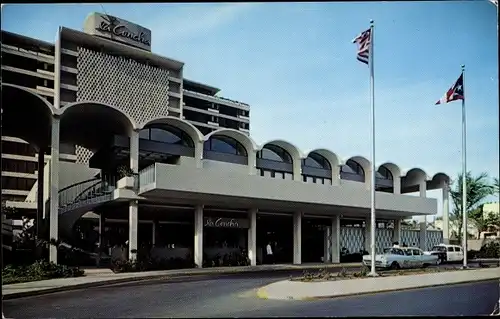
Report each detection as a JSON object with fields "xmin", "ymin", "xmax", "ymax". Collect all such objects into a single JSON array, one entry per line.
[
  {"xmin": 2, "ymin": 260, "xmax": 84, "ymax": 285},
  {"xmin": 479, "ymin": 241, "xmax": 500, "ymax": 258}
]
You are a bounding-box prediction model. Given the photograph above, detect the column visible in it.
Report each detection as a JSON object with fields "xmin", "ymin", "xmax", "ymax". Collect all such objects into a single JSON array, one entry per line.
[
  {"xmin": 442, "ymin": 182, "xmax": 450, "ymax": 244},
  {"xmin": 130, "ymin": 129, "xmax": 139, "ymax": 173},
  {"xmin": 128, "ymin": 200, "xmax": 138, "ymax": 261},
  {"xmin": 194, "ymin": 205, "xmax": 203, "ymax": 268},
  {"xmin": 247, "ymin": 208, "xmax": 257, "ymax": 266},
  {"xmin": 364, "ymin": 217, "xmax": 371, "ymax": 252},
  {"xmin": 419, "ymin": 218, "xmax": 427, "ymax": 251},
  {"xmin": 331, "ymin": 215, "xmax": 340, "ymax": 263},
  {"xmin": 36, "ymin": 148, "xmax": 45, "ymax": 239},
  {"xmin": 248, "ymin": 151, "xmax": 257, "ymax": 175},
  {"xmin": 419, "ymin": 180, "xmax": 427, "ymax": 198},
  {"xmin": 97, "ymin": 213, "xmax": 105, "ymax": 266},
  {"xmin": 152, "ymin": 219, "xmax": 159, "ymax": 246},
  {"xmin": 323, "ymin": 226, "xmax": 331, "ymax": 263},
  {"xmin": 393, "ymin": 176, "xmax": 401, "ymax": 195},
  {"xmin": 293, "ymin": 161, "xmax": 302, "ymax": 181},
  {"xmin": 293, "ymin": 212, "xmax": 302, "ymax": 265},
  {"xmin": 98, "ymin": 213, "xmax": 105, "ymax": 250},
  {"xmin": 49, "ymin": 117, "xmax": 60, "ymax": 264},
  {"xmin": 393, "ymin": 218, "xmax": 401, "ymax": 244},
  {"xmin": 195, "ymin": 141, "xmax": 203, "ymax": 168}
]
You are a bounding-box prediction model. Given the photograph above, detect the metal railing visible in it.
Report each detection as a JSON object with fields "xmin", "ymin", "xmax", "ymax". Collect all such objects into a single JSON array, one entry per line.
[{"xmin": 58, "ymin": 175, "xmax": 117, "ymax": 210}]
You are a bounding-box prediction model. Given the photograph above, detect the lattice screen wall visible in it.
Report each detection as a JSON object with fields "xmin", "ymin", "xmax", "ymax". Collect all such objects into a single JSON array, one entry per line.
[
  {"xmin": 340, "ymin": 227, "xmax": 364, "ymax": 253},
  {"xmin": 401, "ymin": 230, "xmax": 421, "ymax": 247},
  {"xmin": 75, "ymin": 47, "xmax": 171, "ymax": 164},
  {"xmin": 426, "ymin": 230, "xmax": 443, "ymax": 251},
  {"xmin": 375, "ymin": 228, "xmax": 394, "ymax": 253}
]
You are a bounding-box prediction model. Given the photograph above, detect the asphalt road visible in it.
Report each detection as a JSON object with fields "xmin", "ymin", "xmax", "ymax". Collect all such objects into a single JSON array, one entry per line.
[{"xmin": 3, "ymin": 269, "xmax": 499, "ymax": 318}]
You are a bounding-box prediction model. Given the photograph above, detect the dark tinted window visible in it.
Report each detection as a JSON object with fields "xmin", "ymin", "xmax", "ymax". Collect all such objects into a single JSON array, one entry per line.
[
  {"xmin": 204, "ymin": 136, "xmax": 247, "ymax": 156},
  {"xmin": 140, "ymin": 126, "xmax": 194, "ymax": 147},
  {"xmin": 258, "ymin": 144, "xmax": 292, "ymax": 163},
  {"xmin": 378, "ymin": 166, "xmax": 393, "ymax": 180},
  {"xmin": 447, "ymin": 247, "xmax": 454, "ymax": 252},
  {"xmin": 303, "ymin": 152, "xmax": 331, "ymax": 170}
]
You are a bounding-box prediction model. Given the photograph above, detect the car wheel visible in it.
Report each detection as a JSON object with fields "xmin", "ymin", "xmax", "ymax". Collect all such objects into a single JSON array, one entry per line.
[
  {"xmin": 436, "ymin": 258, "xmax": 442, "ymax": 265},
  {"xmin": 390, "ymin": 261, "xmax": 400, "ymax": 270}
]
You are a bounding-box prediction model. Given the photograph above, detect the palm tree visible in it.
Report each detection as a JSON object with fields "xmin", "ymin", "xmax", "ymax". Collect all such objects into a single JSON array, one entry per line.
[
  {"xmin": 493, "ymin": 177, "xmax": 499, "ymax": 196},
  {"xmin": 449, "ymin": 172, "xmax": 494, "ymax": 242}
]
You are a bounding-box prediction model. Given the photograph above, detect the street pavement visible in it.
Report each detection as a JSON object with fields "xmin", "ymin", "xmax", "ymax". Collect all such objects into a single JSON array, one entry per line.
[{"xmin": 3, "ymin": 270, "xmax": 499, "ymax": 318}]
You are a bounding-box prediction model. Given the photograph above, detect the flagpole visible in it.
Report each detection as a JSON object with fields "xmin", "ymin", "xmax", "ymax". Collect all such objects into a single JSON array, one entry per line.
[
  {"xmin": 461, "ymin": 64, "xmax": 468, "ymax": 269},
  {"xmin": 368, "ymin": 19, "xmax": 377, "ymax": 277}
]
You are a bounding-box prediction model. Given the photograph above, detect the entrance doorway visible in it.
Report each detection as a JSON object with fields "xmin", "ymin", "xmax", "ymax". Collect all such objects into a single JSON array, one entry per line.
[
  {"xmin": 302, "ymin": 217, "xmax": 331, "ymax": 263},
  {"xmin": 256, "ymin": 214, "xmax": 293, "ymax": 264}
]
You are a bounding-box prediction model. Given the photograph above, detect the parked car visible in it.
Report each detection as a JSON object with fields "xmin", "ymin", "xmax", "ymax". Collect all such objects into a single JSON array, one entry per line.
[
  {"xmin": 423, "ymin": 244, "xmax": 464, "ymax": 264},
  {"xmin": 362, "ymin": 247, "xmax": 439, "ymax": 270}
]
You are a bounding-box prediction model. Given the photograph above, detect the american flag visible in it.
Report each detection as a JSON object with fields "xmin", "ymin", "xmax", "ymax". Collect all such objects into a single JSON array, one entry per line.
[
  {"xmin": 352, "ymin": 28, "xmax": 372, "ymax": 65},
  {"xmin": 435, "ymin": 73, "xmax": 464, "ymax": 105}
]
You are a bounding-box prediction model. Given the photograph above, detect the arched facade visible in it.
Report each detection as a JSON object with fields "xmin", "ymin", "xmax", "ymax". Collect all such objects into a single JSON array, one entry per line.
[
  {"xmin": 1, "ymin": 83, "xmax": 56, "ymax": 149},
  {"xmin": 203, "ymin": 129, "xmax": 256, "ymax": 166},
  {"xmin": 256, "ymin": 141, "xmax": 301, "ymax": 180},
  {"xmin": 341, "ymin": 156, "xmax": 371, "ymax": 183},
  {"xmin": 302, "ymin": 149, "xmax": 339, "ymax": 185},
  {"xmin": 376, "ymin": 162, "xmax": 402, "ymax": 193},
  {"xmin": 401, "ymin": 167, "xmax": 429, "ymax": 194},
  {"xmin": 59, "ymin": 101, "xmax": 136, "ymax": 151}
]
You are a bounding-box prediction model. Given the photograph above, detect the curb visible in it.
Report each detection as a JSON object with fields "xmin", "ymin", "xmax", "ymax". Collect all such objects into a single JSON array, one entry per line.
[
  {"xmin": 255, "ymin": 269, "xmax": 500, "ymax": 301},
  {"xmin": 2, "ymin": 263, "xmax": 360, "ymax": 300}
]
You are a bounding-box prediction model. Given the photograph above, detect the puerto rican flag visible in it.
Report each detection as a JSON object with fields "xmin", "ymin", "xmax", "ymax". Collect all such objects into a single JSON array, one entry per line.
[{"xmin": 435, "ymin": 73, "xmax": 464, "ymax": 105}]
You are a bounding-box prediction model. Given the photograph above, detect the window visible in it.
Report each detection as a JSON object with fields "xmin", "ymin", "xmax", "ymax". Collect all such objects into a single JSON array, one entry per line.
[
  {"xmin": 303, "ymin": 153, "xmax": 331, "ymax": 170},
  {"xmin": 447, "ymin": 247, "xmax": 454, "ymax": 252},
  {"xmin": 139, "ymin": 126, "xmax": 194, "ymax": 147},
  {"xmin": 345, "ymin": 159, "xmax": 364, "ymax": 175},
  {"xmin": 412, "ymin": 249, "xmax": 421, "ymax": 256},
  {"xmin": 453, "ymin": 246, "xmax": 462, "ymax": 252},
  {"xmin": 204, "ymin": 136, "xmax": 247, "ymax": 156},
  {"xmin": 257, "ymin": 145, "xmax": 292, "ymax": 163},
  {"xmin": 378, "ymin": 166, "xmax": 393, "ymax": 180}
]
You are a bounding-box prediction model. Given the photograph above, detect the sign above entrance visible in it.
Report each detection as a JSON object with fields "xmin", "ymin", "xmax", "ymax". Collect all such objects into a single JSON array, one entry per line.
[
  {"xmin": 204, "ymin": 217, "xmax": 249, "ymax": 229},
  {"xmin": 83, "ymin": 12, "xmax": 152, "ymax": 51}
]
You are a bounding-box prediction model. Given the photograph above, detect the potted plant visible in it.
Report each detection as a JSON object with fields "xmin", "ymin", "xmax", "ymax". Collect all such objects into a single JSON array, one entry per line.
[{"xmin": 116, "ymin": 165, "xmax": 135, "ymax": 189}]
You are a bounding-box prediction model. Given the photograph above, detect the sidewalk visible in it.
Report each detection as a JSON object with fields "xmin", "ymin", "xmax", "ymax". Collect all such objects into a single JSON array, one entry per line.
[
  {"xmin": 257, "ymin": 267, "xmax": 500, "ymax": 300},
  {"xmin": 2, "ymin": 262, "xmax": 359, "ymax": 300}
]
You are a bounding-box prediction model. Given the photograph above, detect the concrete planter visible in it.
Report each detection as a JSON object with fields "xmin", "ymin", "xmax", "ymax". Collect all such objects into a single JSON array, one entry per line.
[{"xmin": 117, "ymin": 176, "xmax": 135, "ymax": 189}]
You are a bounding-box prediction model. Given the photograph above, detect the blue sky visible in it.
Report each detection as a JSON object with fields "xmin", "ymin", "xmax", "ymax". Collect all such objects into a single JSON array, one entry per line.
[{"xmin": 1, "ymin": 2, "xmax": 498, "ymax": 216}]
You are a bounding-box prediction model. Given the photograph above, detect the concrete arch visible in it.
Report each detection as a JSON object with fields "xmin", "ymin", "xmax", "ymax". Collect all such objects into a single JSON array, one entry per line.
[
  {"xmin": 204, "ymin": 128, "xmax": 258, "ymax": 157},
  {"xmin": 142, "ymin": 115, "xmax": 204, "ymax": 144},
  {"xmin": 59, "ymin": 101, "xmax": 137, "ymax": 130},
  {"xmin": 402, "ymin": 167, "xmax": 429, "ymax": 186},
  {"xmin": 259, "ymin": 139, "xmax": 303, "ymax": 164},
  {"xmin": 305, "ymin": 149, "xmax": 342, "ymax": 170},
  {"xmin": 377, "ymin": 162, "xmax": 402, "ymax": 179},
  {"xmin": 1, "ymin": 83, "xmax": 56, "ymax": 149},
  {"xmin": 344, "ymin": 155, "xmax": 371, "ymax": 175},
  {"xmin": 2, "ymin": 83, "xmax": 56, "ymax": 115},
  {"xmin": 58, "ymin": 101, "xmax": 136, "ymax": 151},
  {"xmin": 430, "ymin": 172, "xmax": 451, "ymax": 188}
]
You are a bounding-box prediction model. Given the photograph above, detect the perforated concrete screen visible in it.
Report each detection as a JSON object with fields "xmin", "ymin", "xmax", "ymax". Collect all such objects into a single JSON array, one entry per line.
[{"xmin": 75, "ymin": 47, "xmax": 171, "ymax": 164}]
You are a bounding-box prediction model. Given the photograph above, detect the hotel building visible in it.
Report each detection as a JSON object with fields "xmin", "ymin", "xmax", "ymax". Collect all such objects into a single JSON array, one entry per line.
[{"xmin": 1, "ymin": 13, "xmax": 449, "ymax": 266}]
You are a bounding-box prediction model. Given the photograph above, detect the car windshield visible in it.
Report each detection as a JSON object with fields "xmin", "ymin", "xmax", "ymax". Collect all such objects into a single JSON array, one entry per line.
[{"xmin": 432, "ymin": 246, "xmax": 446, "ymax": 252}]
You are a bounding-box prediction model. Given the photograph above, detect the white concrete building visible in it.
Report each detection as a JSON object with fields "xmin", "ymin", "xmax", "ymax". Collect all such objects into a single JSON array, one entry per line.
[{"xmin": 2, "ymin": 12, "xmax": 450, "ymax": 267}]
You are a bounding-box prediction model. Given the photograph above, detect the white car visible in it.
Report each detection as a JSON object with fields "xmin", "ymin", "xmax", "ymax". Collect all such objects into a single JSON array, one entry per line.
[
  {"xmin": 423, "ymin": 244, "xmax": 464, "ymax": 264},
  {"xmin": 362, "ymin": 247, "xmax": 439, "ymax": 270}
]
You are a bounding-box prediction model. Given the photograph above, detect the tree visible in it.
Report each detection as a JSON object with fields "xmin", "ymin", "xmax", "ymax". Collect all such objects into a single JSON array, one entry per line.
[
  {"xmin": 493, "ymin": 177, "xmax": 500, "ymax": 196},
  {"xmin": 449, "ymin": 172, "xmax": 494, "ymax": 242}
]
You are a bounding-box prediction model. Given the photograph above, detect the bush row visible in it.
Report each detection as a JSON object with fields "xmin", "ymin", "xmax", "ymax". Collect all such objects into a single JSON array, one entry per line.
[{"xmin": 2, "ymin": 260, "xmax": 85, "ymax": 285}]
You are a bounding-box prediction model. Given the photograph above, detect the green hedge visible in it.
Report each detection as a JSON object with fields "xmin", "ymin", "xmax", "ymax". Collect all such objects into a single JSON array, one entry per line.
[{"xmin": 2, "ymin": 260, "xmax": 85, "ymax": 285}]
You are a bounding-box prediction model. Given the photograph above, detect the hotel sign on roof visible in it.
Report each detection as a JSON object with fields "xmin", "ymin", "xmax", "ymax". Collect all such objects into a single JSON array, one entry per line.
[{"xmin": 83, "ymin": 12, "xmax": 152, "ymax": 51}]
